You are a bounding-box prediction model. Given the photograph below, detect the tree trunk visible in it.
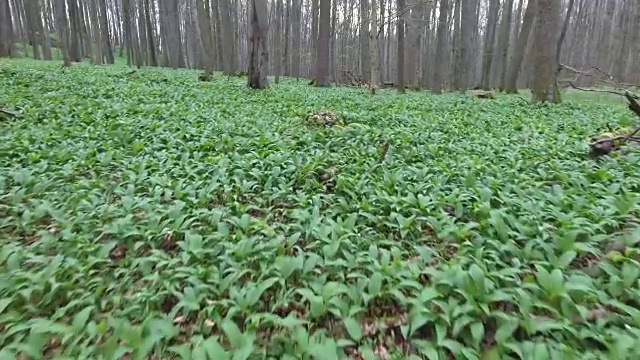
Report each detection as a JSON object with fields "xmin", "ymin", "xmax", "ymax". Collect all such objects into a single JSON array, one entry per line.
[
  {"xmin": 0, "ymin": 0, "xmax": 15, "ymax": 57},
  {"xmin": 396, "ymin": 0, "xmax": 405, "ymax": 93},
  {"xmin": 68, "ymin": 0, "xmax": 83, "ymax": 61},
  {"xmin": 248, "ymin": 0, "xmax": 269, "ymax": 89},
  {"xmin": 291, "ymin": 0, "xmax": 301, "ymax": 78},
  {"xmin": 457, "ymin": 0, "xmax": 474, "ymax": 90},
  {"xmin": 99, "ymin": 0, "xmax": 114, "ymax": 63},
  {"xmin": 41, "ymin": 0, "xmax": 52, "ymax": 61},
  {"xmin": 531, "ymin": 0, "xmax": 560, "ymax": 103},
  {"xmin": 551, "ymin": 0, "xmax": 576, "ymax": 103},
  {"xmin": 434, "ymin": 0, "xmax": 449, "ymax": 93},
  {"xmin": 219, "ymin": 0, "xmax": 233, "ymax": 73},
  {"xmin": 136, "ymin": 0, "xmax": 148, "ymax": 66},
  {"xmin": 369, "ymin": 0, "xmax": 378, "ymax": 93},
  {"xmin": 315, "ymin": 0, "xmax": 330, "ymax": 86},
  {"xmin": 496, "ymin": 0, "xmax": 515, "ymax": 91},
  {"xmin": 144, "ymin": 0, "xmax": 157, "ymax": 66},
  {"xmin": 197, "ymin": 0, "xmax": 215, "ymax": 78},
  {"xmin": 452, "ymin": 0, "xmax": 462, "ymax": 90},
  {"xmin": 55, "ymin": 0, "xmax": 72, "ymax": 66},
  {"xmin": 90, "ymin": 0, "xmax": 103, "ymax": 64},
  {"xmin": 505, "ymin": 0, "xmax": 536, "ymax": 93},
  {"xmin": 275, "ymin": 0, "xmax": 283, "ymax": 83},
  {"xmin": 311, "ymin": 0, "xmax": 319, "ymax": 76},
  {"xmin": 360, "ymin": 0, "xmax": 370, "ymax": 82},
  {"xmin": 481, "ymin": 0, "xmax": 500, "ymax": 90}
]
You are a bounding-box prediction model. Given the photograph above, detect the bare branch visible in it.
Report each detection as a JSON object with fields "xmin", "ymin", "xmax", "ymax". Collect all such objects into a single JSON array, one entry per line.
[{"xmin": 377, "ymin": 0, "xmax": 434, "ymax": 36}]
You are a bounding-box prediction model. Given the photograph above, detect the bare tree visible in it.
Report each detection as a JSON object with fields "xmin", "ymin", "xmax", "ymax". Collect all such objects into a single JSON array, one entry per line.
[
  {"xmin": 369, "ymin": 0, "xmax": 379, "ymax": 93},
  {"xmin": 197, "ymin": 0, "xmax": 215, "ymax": 79},
  {"xmin": 505, "ymin": 0, "xmax": 536, "ymax": 93},
  {"xmin": 360, "ymin": 0, "xmax": 370, "ymax": 81},
  {"xmin": 434, "ymin": 0, "xmax": 449, "ymax": 93},
  {"xmin": 248, "ymin": 0, "xmax": 270, "ymax": 88},
  {"xmin": 551, "ymin": 0, "xmax": 576, "ymax": 103},
  {"xmin": 314, "ymin": 0, "xmax": 330, "ymax": 86},
  {"xmin": 531, "ymin": 0, "xmax": 560, "ymax": 103},
  {"xmin": 55, "ymin": 0, "xmax": 72, "ymax": 66},
  {"xmin": 0, "ymin": 0, "xmax": 15, "ymax": 57},
  {"xmin": 496, "ymin": 0, "xmax": 515, "ymax": 91},
  {"xmin": 395, "ymin": 0, "xmax": 406, "ymax": 93},
  {"xmin": 275, "ymin": 0, "xmax": 283, "ymax": 83},
  {"xmin": 481, "ymin": 0, "xmax": 500, "ymax": 90}
]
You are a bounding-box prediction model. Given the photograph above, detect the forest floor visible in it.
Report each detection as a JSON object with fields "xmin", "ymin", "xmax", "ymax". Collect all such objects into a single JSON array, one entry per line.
[{"xmin": 2, "ymin": 59, "xmax": 640, "ymax": 359}]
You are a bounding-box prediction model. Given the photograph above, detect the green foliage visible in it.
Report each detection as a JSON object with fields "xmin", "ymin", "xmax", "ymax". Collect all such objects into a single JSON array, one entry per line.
[{"xmin": 1, "ymin": 59, "xmax": 640, "ymax": 358}]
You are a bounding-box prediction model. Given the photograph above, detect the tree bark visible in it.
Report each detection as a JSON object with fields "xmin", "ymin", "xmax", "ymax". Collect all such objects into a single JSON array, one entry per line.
[
  {"xmin": 434, "ymin": 0, "xmax": 449, "ymax": 93},
  {"xmin": 197, "ymin": 0, "xmax": 215, "ymax": 77},
  {"xmin": 531, "ymin": 0, "xmax": 560, "ymax": 103},
  {"xmin": 360, "ymin": 0, "xmax": 370, "ymax": 81},
  {"xmin": 505, "ymin": 0, "xmax": 536, "ymax": 93},
  {"xmin": 248, "ymin": 0, "xmax": 269, "ymax": 88},
  {"xmin": 55, "ymin": 0, "xmax": 72, "ymax": 66},
  {"xmin": 369, "ymin": 0, "xmax": 378, "ymax": 93},
  {"xmin": 314, "ymin": 0, "xmax": 330, "ymax": 86},
  {"xmin": 90, "ymin": 0, "xmax": 103, "ymax": 64},
  {"xmin": 481, "ymin": 0, "xmax": 500, "ymax": 90},
  {"xmin": 291, "ymin": 0, "xmax": 301, "ymax": 78},
  {"xmin": 496, "ymin": 0, "xmax": 515, "ymax": 91},
  {"xmin": 275, "ymin": 0, "xmax": 283, "ymax": 83},
  {"xmin": 551, "ymin": 0, "xmax": 576, "ymax": 103},
  {"xmin": 0, "ymin": 0, "xmax": 15, "ymax": 57},
  {"xmin": 396, "ymin": 0, "xmax": 405, "ymax": 93},
  {"xmin": 99, "ymin": 0, "xmax": 114, "ymax": 63}
]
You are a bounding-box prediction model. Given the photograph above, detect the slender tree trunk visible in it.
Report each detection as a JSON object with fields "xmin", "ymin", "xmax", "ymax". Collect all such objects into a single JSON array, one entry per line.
[
  {"xmin": 41, "ymin": 0, "xmax": 52, "ymax": 61},
  {"xmin": 452, "ymin": 0, "xmax": 462, "ymax": 90},
  {"xmin": 291, "ymin": 0, "xmax": 301, "ymax": 78},
  {"xmin": 248, "ymin": 0, "xmax": 269, "ymax": 88},
  {"xmin": 219, "ymin": 0, "xmax": 233, "ymax": 73},
  {"xmin": 496, "ymin": 0, "xmax": 515, "ymax": 91},
  {"xmin": 434, "ymin": 0, "xmax": 449, "ymax": 93},
  {"xmin": 144, "ymin": 0, "xmax": 157, "ymax": 66},
  {"xmin": 396, "ymin": 0, "xmax": 405, "ymax": 93},
  {"xmin": 99, "ymin": 0, "xmax": 114, "ymax": 63},
  {"xmin": 55, "ymin": 0, "xmax": 72, "ymax": 66},
  {"xmin": 551, "ymin": 0, "xmax": 576, "ymax": 103},
  {"xmin": 481, "ymin": 0, "xmax": 500, "ymax": 89},
  {"xmin": 311, "ymin": 0, "xmax": 319, "ymax": 77},
  {"xmin": 90, "ymin": 0, "xmax": 103, "ymax": 64},
  {"xmin": 197, "ymin": 0, "xmax": 215, "ymax": 78},
  {"xmin": 359, "ymin": 0, "xmax": 370, "ymax": 82},
  {"xmin": 275, "ymin": 0, "xmax": 283, "ymax": 83},
  {"xmin": 0, "ymin": 0, "xmax": 15, "ymax": 57},
  {"xmin": 369, "ymin": 0, "xmax": 378, "ymax": 93},
  {"xmin": 136, "ymin": 0, "xmax": 148, "ymax": 66},
  {"xmin": 505, "ymin": 0, "xmax": 536, "ymax": 93}
]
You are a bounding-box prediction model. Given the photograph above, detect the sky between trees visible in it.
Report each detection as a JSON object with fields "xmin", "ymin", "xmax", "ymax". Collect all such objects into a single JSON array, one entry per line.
[{"xmin": 0, "ymin": 0, "xmax": 638, "ymax": 101}]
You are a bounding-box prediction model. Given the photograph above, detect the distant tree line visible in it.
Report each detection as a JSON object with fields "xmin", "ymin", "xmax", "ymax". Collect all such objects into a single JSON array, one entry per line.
[{"xmin": 1, "ymin": 0, "xmax": 639, "ymax": 101}]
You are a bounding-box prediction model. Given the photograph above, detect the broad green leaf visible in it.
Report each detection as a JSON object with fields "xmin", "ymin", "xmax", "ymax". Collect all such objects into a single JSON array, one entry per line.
[
  {"xmin": 368, "ymin": 272, "xmax": 382, "ymax": 297},
  {"xmin": 343, "ymin": 317, "xmax": 362, "ymax": 341}
]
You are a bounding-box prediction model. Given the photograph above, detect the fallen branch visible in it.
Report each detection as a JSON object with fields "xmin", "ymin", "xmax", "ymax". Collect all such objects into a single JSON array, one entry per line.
[
  {"xmin": 0, "ymin": 108, "xmax": 18, "ymax": 119},
  {"xmin": 562, "ymin": 64, "xmax": 640, "ymax": 157}
]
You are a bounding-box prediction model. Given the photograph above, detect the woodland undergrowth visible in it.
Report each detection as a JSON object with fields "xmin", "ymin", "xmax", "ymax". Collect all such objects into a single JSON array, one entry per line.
[{"xmin": 1, "ymin": 60, "xmax": 640, "ymax": 359}]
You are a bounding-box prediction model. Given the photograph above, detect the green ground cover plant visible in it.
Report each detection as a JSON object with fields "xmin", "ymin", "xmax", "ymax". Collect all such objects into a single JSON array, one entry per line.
[{"xmin": 2, "ymin": 59, "xmax": 640, "ymax": 359}]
